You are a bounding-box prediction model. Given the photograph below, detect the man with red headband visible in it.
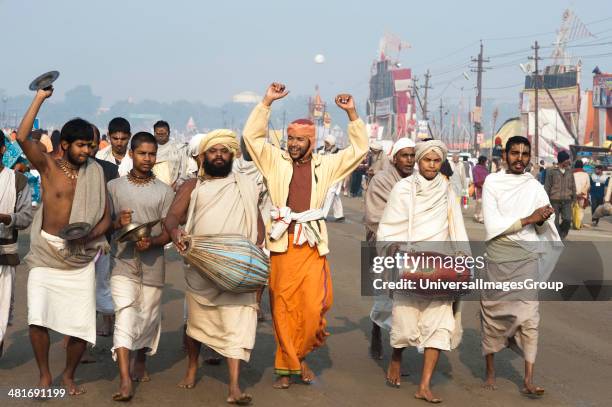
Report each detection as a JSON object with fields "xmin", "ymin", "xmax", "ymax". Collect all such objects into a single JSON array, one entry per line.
[{"xmin": 243, "ymin": 83, "xmax": 368, "ymax": 389}]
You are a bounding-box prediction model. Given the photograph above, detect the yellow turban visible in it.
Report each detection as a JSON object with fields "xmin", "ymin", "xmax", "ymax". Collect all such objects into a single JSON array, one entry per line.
[
  {"xmin": 415, "ymin": 139, "xmax": 448, "ymax": 162},
  {"xmin": 198, "ymin": 129, "xmax": 239, "ymax": 155}
]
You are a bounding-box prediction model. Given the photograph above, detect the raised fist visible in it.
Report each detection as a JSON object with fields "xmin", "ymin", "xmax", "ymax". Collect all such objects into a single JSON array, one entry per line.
[
  {"xmin": 36, "ymin": 87, "xmax": 54, "ymax": 100},
  {"xmin": 335, "ymin": 94, "xmax": 358, "ymax": 121},
  {"xmin": 335, "ymin": 94, "xmax": 355, "ymax": 111},
  {"xmin": 263, "ymin": 83, "xmax": 289, "ymax": 106}
]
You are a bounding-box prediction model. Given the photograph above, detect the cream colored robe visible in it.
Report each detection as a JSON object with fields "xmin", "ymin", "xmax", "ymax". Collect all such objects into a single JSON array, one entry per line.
[
  {"xmin": 183, "ymin": 172, "xmax": 259, "ymax": 361},
  {"xmin": 377, "ymin": 173, "xmax": 468, "ymax": 351}
]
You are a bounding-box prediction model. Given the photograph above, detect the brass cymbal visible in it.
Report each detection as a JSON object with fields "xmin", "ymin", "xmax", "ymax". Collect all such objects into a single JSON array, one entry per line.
[
  {"xmin": 29, "ymin": 71, "xmax": 60, "ymax": 91},
  {"xmin": 58, "ymin": 222, "xmax": 91, "ymax": 241},
  {"xmin": 115, "ymin": 219, "xmax": 161, "ymax": 243}
]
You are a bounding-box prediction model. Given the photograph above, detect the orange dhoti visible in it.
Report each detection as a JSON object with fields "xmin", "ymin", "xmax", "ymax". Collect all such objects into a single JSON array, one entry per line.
[{"xmin": 269, "ymin": 236, "xmax": 333, "ymax": 376}]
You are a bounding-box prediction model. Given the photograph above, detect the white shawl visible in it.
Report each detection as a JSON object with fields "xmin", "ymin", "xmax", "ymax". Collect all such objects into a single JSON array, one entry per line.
[
  {"xmin": 482, "ymin": 171, "xmax": 563, "ymax": 280},
  {"xmin": 377, "ymin": 172, "xmax": 469, "ymax": 349},
  {"xmin": 377, "ymin": 173, "xmax": 469, "ymax": 250}
]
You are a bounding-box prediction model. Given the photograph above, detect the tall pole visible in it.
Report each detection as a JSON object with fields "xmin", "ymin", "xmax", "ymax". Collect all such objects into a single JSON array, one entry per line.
[
  {"xmin": 490, "ymin": 107, "xmax": 498, "ymax": 159},
  {"xmin": 412, "ymin": 78, "xmax": 434, "ymax": 138},
  {"xmin": 451, "ymin": 114, "xmax": 456, "ymax": 146},
  {"xmin": 423, "ymin": 69, "xmax": 431, "ymax": 120},
  {"xmin": 471, "ymin": 41, "xmax": 489, "ymax": 154},
  {"xmin": 439, "ymin": 98, "xmax": 444, "ymax": 139},
  {"xmin": 529, "ymin": 41, "xmax": 541, "ymax": 163}
]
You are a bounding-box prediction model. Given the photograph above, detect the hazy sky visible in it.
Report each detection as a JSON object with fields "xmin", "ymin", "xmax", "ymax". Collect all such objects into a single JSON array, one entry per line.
[{"xmin": 2, "ymin": 0, "xmax": 611, "ymax": 107}]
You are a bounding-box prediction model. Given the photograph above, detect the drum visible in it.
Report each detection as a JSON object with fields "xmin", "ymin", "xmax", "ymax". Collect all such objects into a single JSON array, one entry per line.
[{"xmin": 182, "ymin": 234, "xmax": 269, "ymax": 293}]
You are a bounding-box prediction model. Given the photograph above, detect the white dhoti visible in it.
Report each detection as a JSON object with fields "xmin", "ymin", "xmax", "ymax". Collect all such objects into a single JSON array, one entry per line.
[
  {"xmin": 185, "ymin": 291, "xmax": 257, "ymax": 362},
  {"xmin": 480, "ymin": 260, "xmax": 540, "ymax": 363},
  {"xmin": 322, "ymin": 182, "xmax": 344, "ymax": 219},
  {"xmin": 0, "ymin": 265, "xmax": 15, "ymax": 344},
  {"xmin": 370, "ymin": 295, "xmax": 392, "ymax": 331},
  {"xmin": 95, "ymin": 253, "xmax": 114, "ymax": 315},
  {"xmin": 390, "ymin": 297, "xmax": 455, "ymax": 352},
  {"xmin": 111, "ymin": 275, "xmax": 162, "ymax": 359},
  {"xmin": 27, "ymin": 231, "xmax": 96, "ymax": 345}
]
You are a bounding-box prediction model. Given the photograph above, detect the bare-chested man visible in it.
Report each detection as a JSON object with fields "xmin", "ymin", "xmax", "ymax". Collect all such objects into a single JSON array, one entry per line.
[{"xmin": 16, "ymin": 87, "xmax": 111, "ymax": 395}]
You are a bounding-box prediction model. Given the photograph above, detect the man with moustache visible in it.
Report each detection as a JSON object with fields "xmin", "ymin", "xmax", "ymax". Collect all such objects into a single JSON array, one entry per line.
[
  {"xmin": 242, "ymin": 83, "xmax": 368, "ymax": 388},
  {"xmin": 481, "ymin": 136, "xmax": 561, "ymax": 396},
  {"xmin": 165, "ymin": 130, "xmax": 264, "ymax": 405},
  {"xmin": 16, "ymin": 87, "xmax": 111, "ymax": 395}
]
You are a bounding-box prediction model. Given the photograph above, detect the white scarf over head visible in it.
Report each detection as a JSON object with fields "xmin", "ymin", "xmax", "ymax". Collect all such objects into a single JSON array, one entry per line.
[{"xmin": 415, "ymin": 139, "xmax": 447, "ymax": 163}]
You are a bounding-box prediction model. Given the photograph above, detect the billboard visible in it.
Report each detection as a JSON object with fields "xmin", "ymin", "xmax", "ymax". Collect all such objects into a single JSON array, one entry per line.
[
  {"xmin": 593, "ymin": 73, "xmax": 612, "ymax": 108},
  {"xmin": 520, "ymin": 86, "xmax": 580, "ymax": 113}
]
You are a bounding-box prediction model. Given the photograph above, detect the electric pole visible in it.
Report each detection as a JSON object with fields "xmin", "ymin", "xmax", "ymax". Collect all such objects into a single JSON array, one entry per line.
[
  {"xmin": 438, "ymin": 98, "xmax": 445, "ymax": 140},
  {"xmin": 412, "ymin": 77, "xmax": 434, "ymax": 138},
  {"xmin": 529, "ymin": 41, "xmax": 541, "ymax": 163},
  {"xmin": 471, "ymin": 41, "xmax": 489, "ymax": 154},
  {"xmin": 423, "ymin": 69, "xmax": 431, "ymax": 120}
]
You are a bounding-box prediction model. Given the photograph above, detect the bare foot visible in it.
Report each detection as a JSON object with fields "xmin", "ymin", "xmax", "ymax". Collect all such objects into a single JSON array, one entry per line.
[
  {"xmin": 112, "ymin": 377, "xmax": 133, "ymax": 402},
  {"xmin": 482, "ymin": 373, "xmax": 497, "ymax": 390},
  {"xmin": 62, "ymin": 376, "xmax": 86, "ymax": 396},
  {"xmin": 177, "ymin": 366, "xmax": 197, "ymax": 389},
  {"xmin": 370, "ymin": 325, "xmax": 383, "ymax": 360},
  {"xmin": 227, "ymin": 384, "xmax": 252, "ymax": 405},
  {"xmin": 37, "ymin": 373, "xmax": 53, "ymax": 388},
  {"xmin": 414, "ymin": 387, "xmax": 442, "ymax": 403},
  {"xmin": 522, "ymin": 382, "xmax": 545, "ymax": 396},
  {"xmin": 32, "ymin": 375, "xmax": 53, "ymax": 400},
  {"xmin": 386, "ymin": 355, "xmax": 401, "ymax": 387},
  {"xmin": 272, "ymin": 376, "xmax": 290, "ymax": 389},
  {"xmin": 300, "ymin": 360, "xmax": 315, "ymax": 384}
]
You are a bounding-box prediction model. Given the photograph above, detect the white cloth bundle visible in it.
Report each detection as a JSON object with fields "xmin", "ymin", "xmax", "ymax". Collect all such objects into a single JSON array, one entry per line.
[{"xmin": 269, "ymin": 207, "xmax": 324, "ymax": 247}]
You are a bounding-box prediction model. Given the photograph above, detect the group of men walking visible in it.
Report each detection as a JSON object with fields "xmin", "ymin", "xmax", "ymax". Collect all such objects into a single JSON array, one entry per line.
[
  {"xmin": 0, "ymin": 79, "xmax": 595, "ymax": 405},
  {"xmin": 1, "ymin": 82, "xmax": 369, "ymax": 405},
  {"xmin": 365, "ymin": 135, "xmax": 562, "ymax": 402}
]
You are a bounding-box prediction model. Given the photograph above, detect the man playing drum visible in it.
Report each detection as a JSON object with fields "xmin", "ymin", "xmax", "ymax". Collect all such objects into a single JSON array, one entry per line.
[{"xmin": 164, "ymin": 129, "xmax": 264, "ymax": 405}]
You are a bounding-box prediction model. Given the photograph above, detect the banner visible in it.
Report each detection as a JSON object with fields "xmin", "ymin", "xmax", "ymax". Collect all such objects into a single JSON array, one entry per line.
[
  {"xmin": 417, "ymin": 120, "xmax": 429, "ymax": 139},
  {"xmin": 521, "ymin": 86, "xmax": 579, "ymax": 113},
  {"xmin": 593, "ymin": 73, "xmax": 612, "ymax": 108},
  {"xmin": 374, "ymin": 98, "xmax": 393, "ymax": 116}
]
